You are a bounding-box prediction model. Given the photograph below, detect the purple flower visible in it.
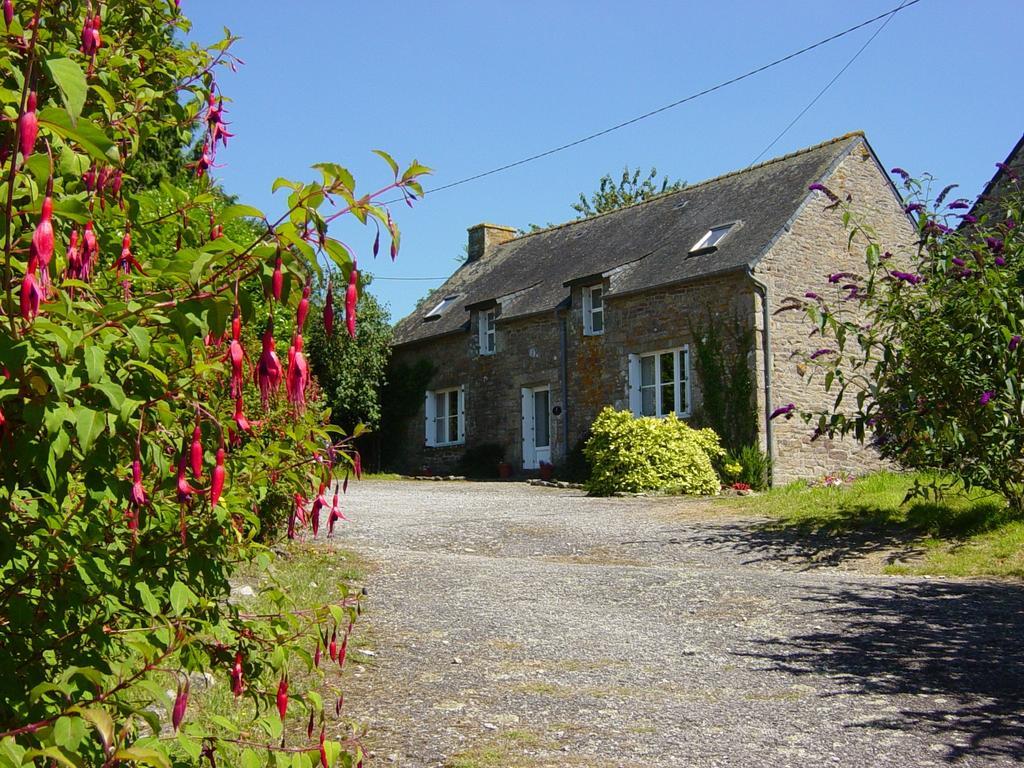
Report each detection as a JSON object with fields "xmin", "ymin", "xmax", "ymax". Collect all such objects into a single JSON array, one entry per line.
[
  {"xmin": 979, "ymin": 391, "xmax": 994, "ymax": 406},
  {"xmin": 808, "ymin": 183, "xmax": 839, "ymax": 202},
  {"xmin": 1010, "ymin": 335, "xmax": 1022, "ymax": 352},
  {"xmin": 936, "ymin": 184, "xmax": 959, "ymax": 206},
  {"xmin": 828, "ymin": 271, "xmax": 854, "ymax": 283},
  {"xmin": 890, "ymin": 167, "xmax": 910, "ymax": 180},
  {"xmin": 770, "ymin": 403, "xmax": 796, "ymax": 420},
  {"xmin": 904, "ymin": 203, "xmax": 925, "ymax": 214},
  {"xmin": 804, "ymin": 291, "xmax": 820, "ymax": 300},
  {"xmin": 986, "ymin": 237, "xmax": 1005, "ymax": 253},
  {"xmin": 995, "ymin": 256, "xmax": 1007, "ymax": 267},
  {"xmin": 1006, "ymin": 218, "xmax": 1016, "ymax": 230},
  {"xmin": 947, "ymin": 200, "xmax": 970, "ymax": 210},
  {"xmin": 959, "ymin": 214, "xmax": 978, "ymax": 224},
  {"xmin": 996, "ymin": 162, "xmax": 1019, "ymax": 182},
  {"xmin": 951, "ymin": 257, "xmax": 966, "ymax": 267},
  {"xmin": 923, "ymin": 220, "xmax": 952, "ymax": 235},
  {"xmin": 881, "ymin": 251, "xmax": 893, "ymax": 261},
  {"xmin": 891, "ymin": 271, "xmax": 922, "ymax": 285},
  {"xmin": 810, "ymin": 348, "xmax": 835, "ymax": 360}
]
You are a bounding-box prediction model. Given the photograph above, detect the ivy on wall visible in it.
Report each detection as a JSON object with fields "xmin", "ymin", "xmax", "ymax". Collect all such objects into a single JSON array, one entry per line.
[{"xmin": 690, "ymin": 315, "xmax": 757, "ymax": 453}]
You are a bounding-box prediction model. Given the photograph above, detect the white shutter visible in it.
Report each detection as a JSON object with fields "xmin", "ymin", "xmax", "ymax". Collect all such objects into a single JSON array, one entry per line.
[
  {"xmin": 424, "ymin": 390, "xmax": 436, "ymax": 446},
  {"xmin": 681, "ymin": 347, "xmax": 692, "ymax": 416},
  {"xmin": 521, "ymin": 388, "xmax": 533, "ymax": 469},
  {"xmin": 458, "ymin": 385, "xmax": 466, "ymax": 443},
  {"xmin": 582, "ymin": 288, "xmax": 593, "ymax": 335},
  {"xmin": 627, "ymin": 354, "xmax": 641, "ymax": 415}
]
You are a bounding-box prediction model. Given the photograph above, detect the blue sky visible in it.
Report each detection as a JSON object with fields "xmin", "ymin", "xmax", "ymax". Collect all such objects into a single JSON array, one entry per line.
[{"xmin": 186, "ymin": 1, "xmax": 1023, "ymax": 322}]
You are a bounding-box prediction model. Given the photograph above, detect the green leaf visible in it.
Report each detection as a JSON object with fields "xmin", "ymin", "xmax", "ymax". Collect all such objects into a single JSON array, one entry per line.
[
  {"xmin": 91, "ymin": 381, "xmax": 125, "ymax": 410},
  {"xmin": 38, "ymin": 107, "xmax": 119, "ymax": 164},
  {"xmin": 23, "ymin": 746, "xmax": 84, "ymax": 768},
  {"xmin": 220, "ymin": 204, "xmax": 264, "ymax": 223},
  {"xmin": 135, "ymin": 582, "xmax": 160, "ymax": 616},
  {"xmin": 84, "ymin": 346, "xmax": 105, "ymax": 384},
  {"xmin": 127, "ymin": 326, "xmax": 151, "ymax": 360},
  {"xmin": 169, "ymin": 581, "xmax": 195, "ymax": 615},
  {"xmin": 272, "ymin": 177, "xmax": 300, "ymax": 193},
  {"xmin": 74, "ymin": 406, "xmax": 104, "ymax": 453},
  {"xmin": 42, "ymin": 58, "xmax": 88, "ymax": 123},
  {"xmin": 372, "ymin": 149, "xmax": 399, "ymax": 178},
  {"xmin": 112, "ymin": 747, "xmax": 171, "ymax": 768}
]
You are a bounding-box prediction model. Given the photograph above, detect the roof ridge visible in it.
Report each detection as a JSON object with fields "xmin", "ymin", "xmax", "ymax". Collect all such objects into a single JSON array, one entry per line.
[{"xmin": 507, "ymin": 131, "xmax": 866, "ymax": 242}]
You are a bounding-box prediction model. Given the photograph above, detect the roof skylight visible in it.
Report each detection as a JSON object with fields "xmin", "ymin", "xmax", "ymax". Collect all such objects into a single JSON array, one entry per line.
[
  {"xmin": 690, "ymin": 224, "xmax": 734, "ymax": 253},
  {"xmin": 425, "ymin": 295, "xmax": 458, "ymax": 319}
]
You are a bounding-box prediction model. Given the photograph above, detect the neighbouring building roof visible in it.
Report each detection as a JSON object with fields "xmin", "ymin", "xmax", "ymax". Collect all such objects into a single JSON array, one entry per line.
[
  {"xmin": 968, "ymin": 132, "xmax": 1024, "ymax": 221},
  {"xmin": 394, "ymin": 132, "xmax": 871, "ymax": 347}
]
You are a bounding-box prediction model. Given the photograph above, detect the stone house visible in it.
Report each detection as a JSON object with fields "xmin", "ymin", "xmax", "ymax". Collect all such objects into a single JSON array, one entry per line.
[
  {"xmin": 387, "ymin": 132, "xmax": 915, "ymax": 484},
  {"xmin": 969, "ymin": 132, "xmax": 1023, "ymax": 220}
]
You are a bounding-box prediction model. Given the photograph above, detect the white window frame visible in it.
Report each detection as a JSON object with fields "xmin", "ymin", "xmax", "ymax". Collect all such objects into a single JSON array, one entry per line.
[
  {"xmin": 478, "ymin": 308, "xmax": 496, "ymax": 355},
  {"xmin": 582, "ymin": 284, "xmax": 604, "ymax": 336},
  {"xmin": 690, "ymin": 224, "xmax": 734, "ymax": 252},
  {"xmin": 424, "ymin": 385, "xmax": 465, "ymax": 447},
  {"xmin": 627, "ymin": 347, "xmax": 691, "ymax": 418}
]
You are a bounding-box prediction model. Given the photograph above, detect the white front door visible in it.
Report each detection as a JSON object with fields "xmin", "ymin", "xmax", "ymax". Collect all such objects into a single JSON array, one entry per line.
[{"xmin": 521, "ymin": 386, "xmax": 551, "ymax": 469}]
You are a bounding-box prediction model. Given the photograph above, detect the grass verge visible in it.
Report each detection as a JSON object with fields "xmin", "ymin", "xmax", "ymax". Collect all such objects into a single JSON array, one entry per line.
[{"xmin": 718, "ymin": 471, "xmax": 1024, "ymax": 578}]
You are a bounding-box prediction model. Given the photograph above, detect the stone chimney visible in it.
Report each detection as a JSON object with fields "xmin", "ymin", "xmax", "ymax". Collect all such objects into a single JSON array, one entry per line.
[{"xmin": 466, "ymin": 223, "xmax": 517, "ymax": 263}]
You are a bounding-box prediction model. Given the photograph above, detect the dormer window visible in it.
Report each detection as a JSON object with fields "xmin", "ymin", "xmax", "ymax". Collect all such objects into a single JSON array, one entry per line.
[
  {"xmin": 583, "ymin": 285, "xmax": 604, "ymax": 336},
  {"xmin": 690, "ymin": 224, "xmax": 734, "ymax": 254},
  {"xmin": 478, "ymin": 308, "xmax": 496, "ymax": 355},
  {"xmin": 425, "ymin": 295, "xmax": 458, "ymax": 319}
]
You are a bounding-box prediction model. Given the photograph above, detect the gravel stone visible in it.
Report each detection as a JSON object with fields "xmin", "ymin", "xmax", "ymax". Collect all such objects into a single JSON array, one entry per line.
[{"xmin": 331, "ymin": 481, "xmax": 1024, "ymax": 767}]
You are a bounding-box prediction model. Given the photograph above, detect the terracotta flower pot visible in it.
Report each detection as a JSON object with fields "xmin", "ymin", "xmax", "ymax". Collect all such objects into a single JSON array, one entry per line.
[
  {"xmin": 498, "ymin": 462, "xmax": 513, "ymax": 479},
  {"xmin": 539, "ymin": 463, "xmax": 554, "ymax": 481}
]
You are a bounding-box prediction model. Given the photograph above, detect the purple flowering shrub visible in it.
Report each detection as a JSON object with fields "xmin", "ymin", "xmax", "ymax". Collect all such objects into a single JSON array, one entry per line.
[{"xmin": 790, "ymin": 173, "xmax": 1023, "ymax": 514}]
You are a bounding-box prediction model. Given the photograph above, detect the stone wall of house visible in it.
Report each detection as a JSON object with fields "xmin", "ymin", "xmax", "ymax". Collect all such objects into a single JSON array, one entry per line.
[
  {"xmin": 754, "ymin": 139, "xmax": 918, "ymax": 485},
  {"xmin": 387, "ymin": 272, "xmax": 755, "ymax": 475}
]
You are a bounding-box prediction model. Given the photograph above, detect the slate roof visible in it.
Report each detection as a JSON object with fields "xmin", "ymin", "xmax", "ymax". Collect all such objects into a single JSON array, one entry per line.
[
  {"xmin": 393, "ymin": 132, "xmax": 869, "ymax": 347},
  {"xmin": 967, "ymin": 132, "xmax": 1024, "ymax": 221}
]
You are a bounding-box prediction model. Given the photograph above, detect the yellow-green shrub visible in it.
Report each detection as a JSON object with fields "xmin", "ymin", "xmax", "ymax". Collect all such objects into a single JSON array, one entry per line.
[{"xmin": 584, "ymin": 407, "xmax": 724, "ymax": 496}]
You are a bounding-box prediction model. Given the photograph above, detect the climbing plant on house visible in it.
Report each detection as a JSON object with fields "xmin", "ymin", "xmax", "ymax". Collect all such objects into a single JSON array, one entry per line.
[{"xmin": 0, "ymin": 3, "xmax": 428, "ymax": 766}]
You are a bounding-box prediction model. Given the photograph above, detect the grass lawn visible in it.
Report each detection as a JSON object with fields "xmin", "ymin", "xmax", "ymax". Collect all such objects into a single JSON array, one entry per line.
[
  {"xmin": 719, "ymin": 472, "xmax": 1024, "ymax": 579},
  {"xmin": 185, "ymin": 542, "xmax": 372, "ymax": 758}
]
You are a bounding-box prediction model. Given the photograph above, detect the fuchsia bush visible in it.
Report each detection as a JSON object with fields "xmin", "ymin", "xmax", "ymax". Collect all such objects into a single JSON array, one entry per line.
[{"xmin": 0, "ymin": 2, "xmax": 428, "ymax": 766}]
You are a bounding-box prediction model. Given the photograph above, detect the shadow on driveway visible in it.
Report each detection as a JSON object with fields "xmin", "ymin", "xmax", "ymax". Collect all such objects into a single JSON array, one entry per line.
[{"xmin": 738, "ymin": 579, "xmax": 1024, "ymax": 763}]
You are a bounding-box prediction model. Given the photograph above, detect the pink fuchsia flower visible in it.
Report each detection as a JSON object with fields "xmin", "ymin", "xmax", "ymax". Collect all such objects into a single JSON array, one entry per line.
[
  {"xmin": 324, "ymin": 281, "xmax": 335, "ymax": 336},
  {"xmin": 129, "ymin": 458, "xmax": 148, "ymax": 509},
  {"xmin": 255, "ymin": 323, "xmax": 283, "ymax": 407},
  {"xmin": 232, "ymin": 396, "xmax": 252, "ymax": 435},
  {"xmin": 171, "ymin": 676, "xmax": 190, "ymax": 732},
  {"xmin": 270, "ymin": 252, "xmax": 283, "ymax": 301},
  {"xmin": 18, "ymin": 91, "xmax": 38, "ymax": 163},
  {"xmin": 979, "ymin": 391, "xmax": 994, "ymax": 406},
  {"xmin": 190, "ymin": 423, "xmax": 203, "ymax": 479},
  {"xmin": 83, "ymin": 221, "xmax": 98, "ymax": 265},
  {"xmin": 64, "ymin": 230, "xmax": 85, "ymax": 281},
  {"xmin": 230, "ymin": 651, "xmax": 244, "ymax": 697},
  {"xmin": 3, "ymin": 1, "xmax": 12, "ymax": 28},
  {"xmin": 20, "ymin": 256, "xmax": 42, "ymax": 322},
  {"xmin": 30, "ymin": 196, "xmax": 54, "ymax": 294},
  {"xmin": 276, "ymin": 676, "xmax": 288, "ymax": 721},
  {"xmin": 296, "ymin": 283, "xmax": 311, "ymax": 331},
  {"xmin": 769, "ymin": 403, "xmax": 796, "ymax": 420},
  {"xmin": 1010, "ymin": 335, "xmax": 1022, "ymax": 352},
  {"xmin": 346, "ymin": 262, "xmax": 358, "ymax": 339},
  {"xmin": 286, "ymin": 334, "xmax": 309, "ymax": 412},
  {"xmin": 176, "ymin": 451, "xmax": 197, "ymax": 504},
  {"xmin": 210, "ymin": 446, "xmax": 226, "ymax": 507}
]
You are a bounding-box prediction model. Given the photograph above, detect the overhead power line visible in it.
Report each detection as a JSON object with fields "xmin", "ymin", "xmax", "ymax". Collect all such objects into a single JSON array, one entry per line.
[
  {"xmin": 399, "ymin": 0, "xmax": 923, "ymax": 201},
  {"xmin": 748, "ymin": 0, "xmax": 913, "ymax": 165}
]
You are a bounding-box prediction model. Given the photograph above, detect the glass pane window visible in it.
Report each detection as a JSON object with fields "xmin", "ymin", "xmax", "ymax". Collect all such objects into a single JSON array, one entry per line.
[
  {"xmin": 481, "ymin": 309, "xmax": 496, "ymax": 354},
  {"xmin": 640, "ymin": 355, "xmax": 657, "ymax": 416},
  {"xmin": 534, "ymin": 390, "xmax": 550, "ymax": 448},
  {"xmin": 431, "ymin": 388, "xmax": 463, "ymax": 444},
  {"xmin": 634, "ymin": 348, "xmax": 690, "ymax": 418},
  {"xmin": 691, "ymin": 224, "xmax": 734, "ymax": 252},
  {"xmin": 434, "ymin": 392, "xmax": 447, "ymax": 444},
  {"xmin": 585, "ymin": 285, "xmax": 605, "ymax": 335}
]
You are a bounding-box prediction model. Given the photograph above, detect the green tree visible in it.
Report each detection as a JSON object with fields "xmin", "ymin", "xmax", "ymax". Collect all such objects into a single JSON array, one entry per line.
[
  {"xmin": 572, "ymin": 166, "xmax": 685, "ymax": 218},
  {"xmin": 304, "ymin": 282, "xmax": 393, "ymax": 431},
  {"xmin": 791, "ymin": 176, "xmax": 1024, "ymax": 513}
]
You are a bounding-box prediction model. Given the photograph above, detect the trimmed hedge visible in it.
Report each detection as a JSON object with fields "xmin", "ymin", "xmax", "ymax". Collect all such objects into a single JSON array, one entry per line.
[{"xmin": 584, "ymin": 407, "xmax": 724, "ymax": 496}]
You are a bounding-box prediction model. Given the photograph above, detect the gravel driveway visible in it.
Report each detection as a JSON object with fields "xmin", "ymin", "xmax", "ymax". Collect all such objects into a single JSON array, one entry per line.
[{"xmin": 331, "ymin": 481, "xmax": 1023, "ymax": 768}]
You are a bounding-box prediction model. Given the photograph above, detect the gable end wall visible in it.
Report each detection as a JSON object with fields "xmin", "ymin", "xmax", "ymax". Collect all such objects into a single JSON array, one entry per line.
[{"xmin": 755, "ymin": 140, "xmax": 917, "ymax": 485}]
